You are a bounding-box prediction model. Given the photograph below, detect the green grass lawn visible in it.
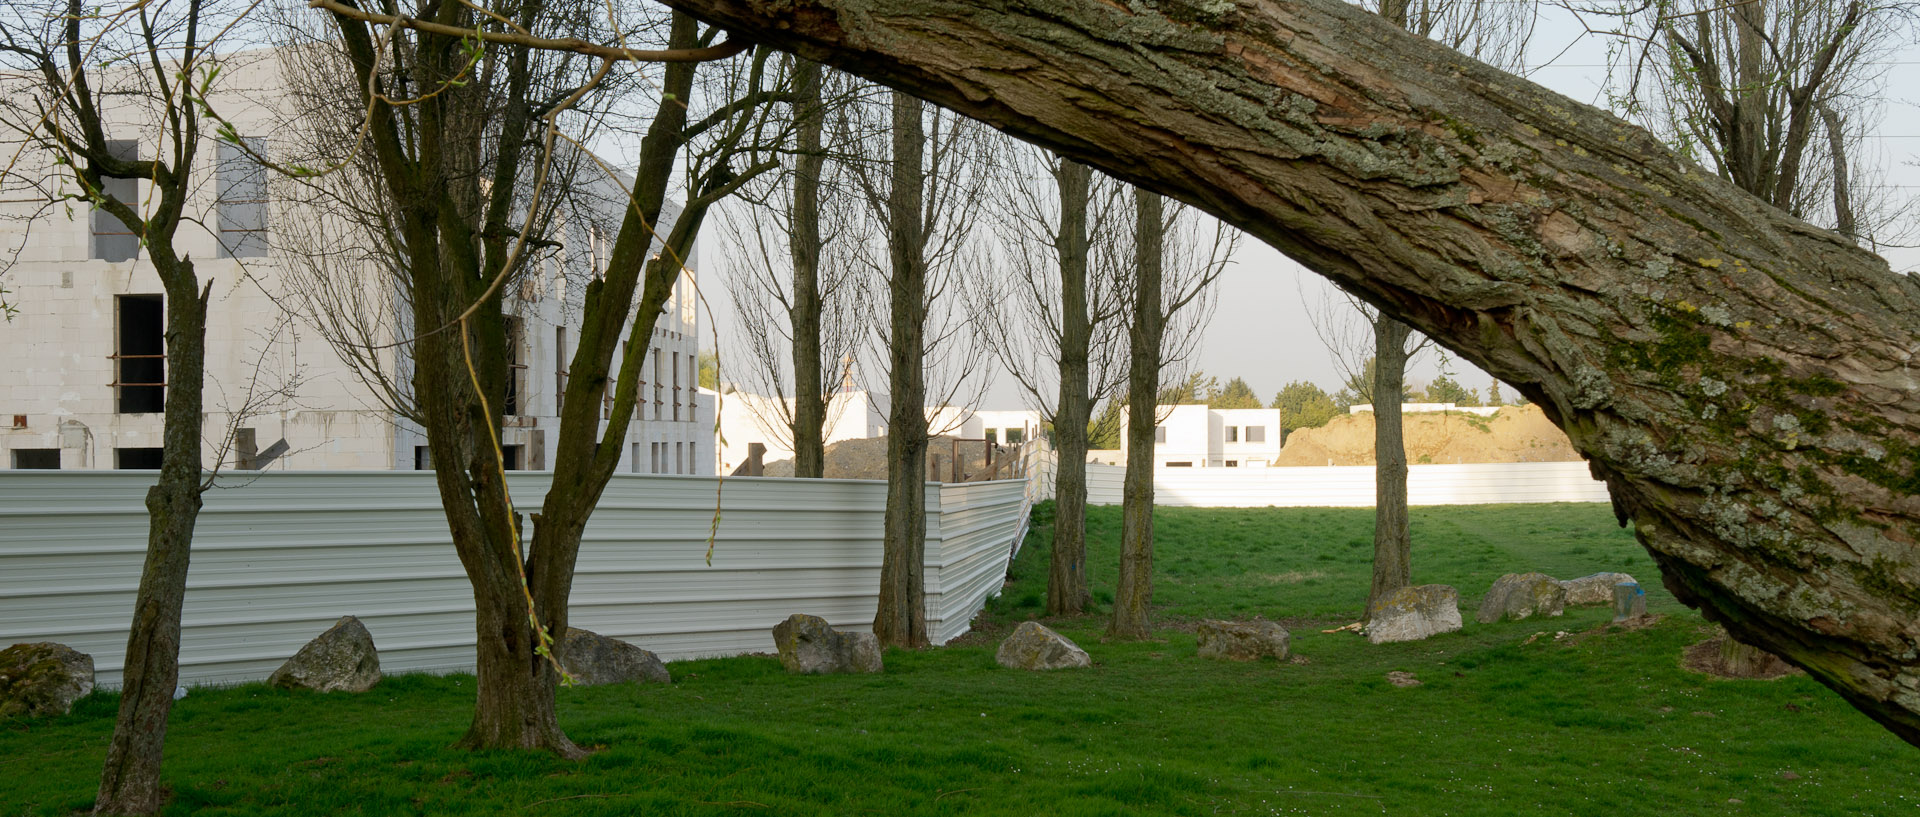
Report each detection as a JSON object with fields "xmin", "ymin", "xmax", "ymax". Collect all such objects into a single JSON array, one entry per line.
[{"xmin": 6, "ymin": 503, "xmax": 1917, "ymax": 816}]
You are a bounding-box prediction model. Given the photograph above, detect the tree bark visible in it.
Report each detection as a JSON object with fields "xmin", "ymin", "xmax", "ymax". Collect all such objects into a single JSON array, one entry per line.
[
  {"xmin": 1365, "ymin": 315, "xmax": 1413, "ymax": 616},
  {"xmin": 1110, "ymin": 189, "xmax": 1165, "ymax": 640},
  {"xmin": 94, "ymin": 262, "xmax": 209, "ymax": 816},
  {"xmin": 874, "ymin": 90, "xmax": 930, "ymax": 649},
  {"xmin": 1046, "ymin": 159, "xmax": 1095, "ymax": 616},
  {"xmin": 665, "ymin": 0, "xmax": 1920, "ymax": 744},
  {"xmin": 790, "ymin": 58, "xmax": 829, "ymax": 479}
]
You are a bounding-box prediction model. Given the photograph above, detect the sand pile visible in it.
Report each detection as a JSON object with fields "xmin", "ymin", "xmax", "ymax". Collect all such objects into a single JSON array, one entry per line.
[
  {"xmin": 762, "ymin": 435, "xmax": 1018, "ymax": 481},
  {"xmin": 1274, "ymin": 404, "xmax": 1578, "ymax": 466}
]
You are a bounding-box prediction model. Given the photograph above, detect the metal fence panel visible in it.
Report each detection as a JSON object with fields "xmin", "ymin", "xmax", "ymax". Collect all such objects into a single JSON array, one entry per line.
[{"xmin": 0, "ymin": 471, "xmax": 1027, "ymax": 687}]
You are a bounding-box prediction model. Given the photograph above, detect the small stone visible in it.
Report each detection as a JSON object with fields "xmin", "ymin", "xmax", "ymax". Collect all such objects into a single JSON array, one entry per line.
[
  {"xmin": 1558, "ymin": 572, "xmax": 1638, "ymax": 606},
  {"xmin": 1386, "ymin": 671, "xmax": 1422, "ymax": 687},
  {"xmin": 771, "ymin": 614, "xmax": 883, "ymax": 675},
  {"xmin": 0, "ymin": 642, "xmax": 95, "ymax": 718},
  {"xmin": 269, "ymin": 616, "xmax": 382, "ymax": 693},
  {"xmin": 1195, "ymin": 620, "xmax": 1290, "ymax": 661},
  {"xmin": 995, "ymin": 622, "xmax": 1091, "ymax": 671},
  {"xmin": 1366, "ymin": 585, "xmax": 1463, "ymax": 644},
  {"xmin": 1780, "ymin": 770, "xmax": 1801, "ymax": 781},
  {"xmin": 559, "ymin": 628, "xmax": 670, "ymax": 685},
  {"xmin": 1728, "ymin": 798, "xmax": 1743, "ymax": 804},
  {"xmin": 1612, "ymin": 581, "xmax": 1649, "ymax": 621},
  {"xmin": 1476, "ymin": 572, "xmax": 1567, "ymax": 623}
]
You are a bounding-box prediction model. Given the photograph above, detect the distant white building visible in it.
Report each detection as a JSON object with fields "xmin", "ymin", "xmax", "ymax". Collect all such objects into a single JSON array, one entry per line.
[
  {"xmin": 0, "ymin": 49, "xmax": 711, "ymax": 475},
  {"xmin": 1120, "ymin": 405, "xmax": 1282, "ymax": 468}
]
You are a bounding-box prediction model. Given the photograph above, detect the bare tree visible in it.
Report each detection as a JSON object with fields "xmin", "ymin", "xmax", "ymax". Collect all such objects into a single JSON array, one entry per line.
[
  {"xmin": 838, "ymin": 86, "xmax": 990, "ymax": 648},
  {"xmin": 964, "ymin": 140, "xmax": 1130, "ymax": 615},
  {"xmin": 0, "ymin": 1, "xmax": 239, "ymax": 810},
  {"xmin": 1322, "ymin": 0, "xmax": 1534, "ymax": 619},
  {"xmin": 1592, "ymin": 0, "xmax": 1915, "ymax": 250},
  {"xmin": 721, "ymin": 62, "xmax": 867, "ymax": 470},
  {"xmin": 311, "ymin": 0, "xmax": 783, "ymax": 755},
  {"xmin": 1110, "ymin": 194, "xmax": 1235, "ymax": 639}
]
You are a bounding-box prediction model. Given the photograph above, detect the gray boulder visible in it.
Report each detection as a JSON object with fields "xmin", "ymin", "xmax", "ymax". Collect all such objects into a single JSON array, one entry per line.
[
  {"xmin": 1367, "ymin": 584, "xmax": 1464, "ymax": 644},
  {"xmin": 1558, "ymin": 572, "xmax": 1638, "ymax": 606},
  {"xmin": 559, "ymin": 628, "xmax": 670, "ymax": 685},
  {"xmin": 0, "ymin": 642, "xmax": 94, "ymax": 718},
  {"xmin": 1475, "ymin": 572, "xmax": 1567, "ymax": 623},
  {"xmin": 269, "ymin": 616, "xmax": 381, "ymax": 692},
  {"xmin": 995, "ymin": 621, "xmax": 1091, "ymax": 670},
  {"xmin": 1612, "ymin": 581, "xmax": 1649, "ymax": 621},
  {"xmin": 1196, "ymin": 620, "xmax": 1291, "ymax": 661},
  {"xmin": 771, "ymin": 614, "xmax": 883, "ymax": 674}
]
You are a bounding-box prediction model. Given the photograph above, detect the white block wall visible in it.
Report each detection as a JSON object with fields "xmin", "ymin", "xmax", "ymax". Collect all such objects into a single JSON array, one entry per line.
[
  {"xmin": 0, "ymin": 471, "xmax": 1027, "ymax": 687},
  {"xmin": 1081, "ymin": 460, "xmax": 1610, "ymax": 507}
]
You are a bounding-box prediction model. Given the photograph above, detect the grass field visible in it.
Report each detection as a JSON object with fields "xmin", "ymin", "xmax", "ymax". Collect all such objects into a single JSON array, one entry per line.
[{"xmin": 5, "ymin": 503, "xmax": 1917, "ymax": 816}]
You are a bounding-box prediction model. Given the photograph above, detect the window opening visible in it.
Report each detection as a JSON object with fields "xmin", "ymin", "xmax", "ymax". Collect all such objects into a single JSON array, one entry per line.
[
  {"xmin": 216, "ymin": 138, "xmax": 269, "ymax": 258},
  {"xmin": 114, "ymin": 294, "xmax": 166, "ymax": 413},
  {"xmin": 11, "ymin": 449, "xmax": 59, "ymax": 469},
  {"xmin": 92, "ymin": 140, "xmax": 139, "ymax": 262},
  {"xmin": 116, "ymin": 447, "xmax": 164, "ymax": 469}
]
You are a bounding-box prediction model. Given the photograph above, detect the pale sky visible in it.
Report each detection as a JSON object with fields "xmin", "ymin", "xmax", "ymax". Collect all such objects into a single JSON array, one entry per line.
[{"xmin": 693, "ymin": 8, "xmax": 1920, "ymax": 413}]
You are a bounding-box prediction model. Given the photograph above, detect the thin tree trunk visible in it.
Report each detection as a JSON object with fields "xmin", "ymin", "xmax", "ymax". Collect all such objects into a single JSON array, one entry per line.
[
  {"xmin": 1047, "ymin": 159, "xmax": 1094, "ymax": 616},
  {"xmin": 874, "ymin": 90, "xmax": 930, "ymax": 649},
  {"xmin": 1111, "ymin": 189, "xmax": 1165, "ymax": 640},
  {"xmin": 94, "ymin": 266, "xmax": 208, "ymax": 816},
  {"xmin": 1820, "ymin": 104, "xmax": 1856, "ymax": 241},
  {"xmin": 1365, "ymin": 315, "xmax": 1412, "ymax": 616},
  {"xmin": 790, "ymin": 58, "xmax": 829, "ymax": 478},
  {"xmin": 665, "ymin": 0, "xmax": 1920, "ymax": 745}
]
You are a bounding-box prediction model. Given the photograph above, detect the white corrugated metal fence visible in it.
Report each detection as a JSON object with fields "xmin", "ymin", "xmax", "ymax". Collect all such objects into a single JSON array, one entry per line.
[{"xmin": 0, "ymin": 471, "xmax": 1027, "ymax": 688}]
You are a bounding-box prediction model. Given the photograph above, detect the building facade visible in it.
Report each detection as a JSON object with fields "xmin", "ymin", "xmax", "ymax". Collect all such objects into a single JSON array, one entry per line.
[
  {"xmin": 0, "ymin": 50, "xmax": 711, "ymax": 474},
  {"xmin": 1120, "ymin": 405, "xmax": 1283, "ymax": 468}
]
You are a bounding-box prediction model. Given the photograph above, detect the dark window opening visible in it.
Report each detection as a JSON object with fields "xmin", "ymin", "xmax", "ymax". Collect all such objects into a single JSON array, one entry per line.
[
  {"xmin": 1165, "ymin": 461, "xmax": 1193, "ymax": 468},
  {"xmin": 414, "ymin": 445, "xmax": 432, "ymax": 470},
  {"xmin": 116, "ymin": 447, "xmax": 164, "ymax": 469},
  {"xmin": 1226, "ymin": 426, "xmax": 1239, "ymax": 443},
  {"xmin": 501, "ymin": 444, "xmax": 523, "ymax": 471},
  {"xmin": 672, "ymin": 351, "xmax": 682, "ymax": 422},
  {"xmin": 504, "ymin": 318, "xmax": 524, "ymax": 416},
  {"xmin": 985, "ymin": 429, "xmax": 998, "ymax": 445},
  {"xmin": 1005, "ymin": 428, "xmax": 1025, "ymax": 445},
  {"xmin": 116, "ymin": 294, "xmax": 166, "ymax": 413},
  {"xmin": 93, "ymin": 140, "xmax": 139, "ymax": 262},
  {"xmin": 12, "ymin": 449, "xmax": 60, "ymax": 469},
  {"xmin": 1225, "ymin": 460, "xmax": 1240, "ymax": 467}
]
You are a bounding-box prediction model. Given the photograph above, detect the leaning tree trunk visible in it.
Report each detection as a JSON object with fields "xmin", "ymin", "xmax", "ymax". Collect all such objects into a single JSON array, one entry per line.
[
  {"xmin": 789, "ymin": 58, "xmax": 829, "ymax": 479},
  {"xmin": 874, "ymin": 90, "xmax": 931, "ymax": 649},
  {"xmin": 1111, "ymin": 189, "xmax": 1166, "ymax": 640},
  {"xmin": 1365, "ymin": 315, "xmax": 1413, "ymax": 616},
  {"xmin": 1046, "ymin": 160, "xmax": 1095, "ymax": 616},
  {"xmin": 93, "ymin": 263, "xmax": 209, "ymax": 816},
  {"xmin": 667, "ymin": 0, "xmax": 1920, "ymax": 744}
]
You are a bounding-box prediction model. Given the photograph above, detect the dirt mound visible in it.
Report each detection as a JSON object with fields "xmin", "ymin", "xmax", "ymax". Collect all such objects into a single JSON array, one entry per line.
[
  {"xmin": 1275, "ymin": 405, "xmax": 1579, "ymax": 466},
  {"xmin": 762, "ymin": 436, "xmax": 1015, "ymax": 481}
]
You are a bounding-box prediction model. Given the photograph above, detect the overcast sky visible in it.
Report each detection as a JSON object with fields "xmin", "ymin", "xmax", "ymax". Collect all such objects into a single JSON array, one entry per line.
[{"xmin": 692, "ymin": 8, "xmax": 1920, "ymax": 412}]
